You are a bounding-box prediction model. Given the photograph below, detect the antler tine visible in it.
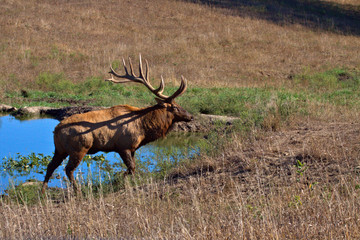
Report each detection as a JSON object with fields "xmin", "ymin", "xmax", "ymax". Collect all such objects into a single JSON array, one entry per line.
[
  {"xmin": 138, "ymin": 54, "xmax": 146, "ymax": 83},
  {"xmin": 138, "ymin": 55, "xmax": 152, "ymax": 86},
  {"xmin": 108, "ymin": 65, "xmax": 121, "ymax": 78},
  {"xmin": 107, "ymin": 78, "xmax": 134, "ymax": 84},
  {"xmin": 145, "ymin": 59, "xmax": 150, "ymax": 82},
  {"xmin": 154, "ymin": 76, "xmax": 165, "ymax": 94},
  {"xmin": 106, "ymin": 70, "xmax": 133, "ymax": 83},
  {"xmin": 122, "ymin": 58, "xmax": 129, "ymax": 76},
  {"xmin": 167, "ymin": 76, "xmax": 188, "ymax": 100},
  {"xmin": 128, "ymin": 57, "xmax": 137, "ymax": 77},
  {"xmin": 106, "ymin": 66, "xmax": 128, "ymax": 83}
]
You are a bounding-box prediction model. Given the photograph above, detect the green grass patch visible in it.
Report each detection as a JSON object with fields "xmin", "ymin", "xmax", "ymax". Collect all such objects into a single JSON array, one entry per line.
[
  {"xmin": 4, "ymin": 182, "xmax": 43, "ymax": 205},
  {"xmin": 3, "ymin": 68, "xmax": 359, "ymax": 124},
  {"xmin": 293, "ymin": 68, "xmax": 360, "ymax": 107},
  {"xmin": 295, "ymin": 68, "xmax": 359, "ymax": 92},
  {"xmin": 181, "ymin": 87, "xmax": 271, "ymax": 116}
]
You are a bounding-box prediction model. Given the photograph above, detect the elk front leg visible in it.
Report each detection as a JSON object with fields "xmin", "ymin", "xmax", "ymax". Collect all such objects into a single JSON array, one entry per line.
[
  {"xmin": 119, "ymin": 150, "xmax": 135, "ymax": 175},
  {"xmin": 41, "ymin": 150, "xmax": 68, "ymax": 194}
]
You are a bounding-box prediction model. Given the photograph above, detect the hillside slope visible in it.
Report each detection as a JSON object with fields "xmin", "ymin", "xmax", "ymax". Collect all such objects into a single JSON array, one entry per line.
[{"xmin": 1, "ymin": 0, "xmax": 359, "ymax": 93}]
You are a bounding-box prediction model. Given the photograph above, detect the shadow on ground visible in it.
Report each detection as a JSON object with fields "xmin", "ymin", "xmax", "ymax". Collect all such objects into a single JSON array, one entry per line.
[{"xmin": 186, "ymin": 0, "xmax": 360, "ymax": 35}]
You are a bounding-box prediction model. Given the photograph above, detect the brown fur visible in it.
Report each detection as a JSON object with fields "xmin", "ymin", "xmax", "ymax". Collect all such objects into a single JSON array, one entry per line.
[{"xmin": 41, "ymin": 101, "xmax": 192, "ymax": 194}]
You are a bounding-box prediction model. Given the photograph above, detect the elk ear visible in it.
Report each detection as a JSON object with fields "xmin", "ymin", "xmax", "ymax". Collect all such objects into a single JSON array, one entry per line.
[{"xmin": 155, "ymin": 98, "xmax": 166, "ymax": 108}]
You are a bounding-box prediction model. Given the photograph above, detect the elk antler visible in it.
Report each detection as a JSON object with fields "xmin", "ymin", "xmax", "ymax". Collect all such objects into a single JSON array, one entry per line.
[{"xmin": 106, "ymin": 54, "xmax": 187, "ymax": 101}]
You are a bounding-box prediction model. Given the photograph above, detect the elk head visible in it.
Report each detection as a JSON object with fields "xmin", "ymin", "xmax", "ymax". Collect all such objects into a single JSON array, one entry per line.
[{"xmin": 106, "ymin": 54, "xmax": 193, "ymax": 122}]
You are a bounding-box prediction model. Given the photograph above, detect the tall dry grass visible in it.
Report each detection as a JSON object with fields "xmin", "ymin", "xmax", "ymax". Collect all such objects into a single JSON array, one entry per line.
[{"xmin": 2, "ymin": 175, "xmax": 359, "ymax": 239}]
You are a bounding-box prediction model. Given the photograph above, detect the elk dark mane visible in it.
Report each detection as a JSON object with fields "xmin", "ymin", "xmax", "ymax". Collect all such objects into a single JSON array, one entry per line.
[{"xmin": 141, "ymin": 106, "xmax": 174, "ymax": 142}]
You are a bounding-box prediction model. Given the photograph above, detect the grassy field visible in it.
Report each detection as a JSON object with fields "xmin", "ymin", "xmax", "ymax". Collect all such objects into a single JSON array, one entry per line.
[{"xmin": 1, "ymin": 0, "xmax": 360, "ymax": 239}]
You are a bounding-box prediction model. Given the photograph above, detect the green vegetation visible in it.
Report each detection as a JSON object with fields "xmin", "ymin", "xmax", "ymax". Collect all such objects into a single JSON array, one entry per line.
[
  {"xmin": 294, "ymin": 68, "xmax": 360, "ymax": 107},
  {"xmin": 5, "ymin": 182, "xmax": 43, "ymax": 205},
  {"xmin": 1, "ymin": 153, "xmax": 52, "ymax": 177},
  {"xmin": 4, "ymin": 73, "xmax": 156, "ymax": 108},
  {"xmin": 5, "ymin": 68, "xmax": 360, "ymax": 109}
]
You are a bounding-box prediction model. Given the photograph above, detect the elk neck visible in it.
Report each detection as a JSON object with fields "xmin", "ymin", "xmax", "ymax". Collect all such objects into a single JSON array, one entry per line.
[{"xmin": 140, "ymin": 105, "xmax": 175, "ymax": 143}]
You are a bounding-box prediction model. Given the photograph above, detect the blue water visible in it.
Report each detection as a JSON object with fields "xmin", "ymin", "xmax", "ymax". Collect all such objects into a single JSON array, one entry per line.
[
  {"xmin": 0, "ymin": 115, "xmax": 197, "ymax": 193},
  {"xmin": 0, "ymin": 116, "xmax": 58, "ymax": 158}
]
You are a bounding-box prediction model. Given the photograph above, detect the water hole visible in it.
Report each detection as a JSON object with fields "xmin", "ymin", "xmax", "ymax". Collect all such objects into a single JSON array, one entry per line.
[{"xmin": 0, "ymin": 115, "xmax": 200, "ymax": 193}]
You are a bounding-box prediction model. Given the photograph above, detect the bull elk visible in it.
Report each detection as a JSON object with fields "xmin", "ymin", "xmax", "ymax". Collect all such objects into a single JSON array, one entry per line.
[{"xmin": 41, "ymin": 55, "xmax": 193, "ymax": 194}]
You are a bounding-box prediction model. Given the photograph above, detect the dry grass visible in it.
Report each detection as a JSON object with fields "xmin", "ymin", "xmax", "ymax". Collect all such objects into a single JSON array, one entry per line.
[
  {"xmin": 0, "ymin": 0, "xmax": 359, "ymax": 94},
  {"xmin": 1, "ymin": 119, "xmax": 359, "ymax": 239}
]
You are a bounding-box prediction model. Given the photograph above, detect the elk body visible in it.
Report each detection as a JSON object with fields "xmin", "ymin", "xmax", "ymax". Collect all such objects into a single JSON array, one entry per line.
[{"xmin": 41, "ymin": 55, "xmax": 193, "ymax": 194}]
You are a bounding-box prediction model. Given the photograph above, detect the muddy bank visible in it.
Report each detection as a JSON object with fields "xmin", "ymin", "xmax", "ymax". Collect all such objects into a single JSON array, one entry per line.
[{"xmin": 0, "ymin": 104, "xmax": 239, "ymax": 133}]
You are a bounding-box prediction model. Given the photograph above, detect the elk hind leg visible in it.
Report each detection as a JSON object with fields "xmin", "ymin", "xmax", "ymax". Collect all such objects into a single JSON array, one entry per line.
[
  {"xmin": 119, "ymin": 150, "xmax": 135, "ymax": 175},
  {"xmin": 65, "ymin": 151, "xmax": 87, "ymax": 194},
  {"xmin": 42, "ymin": 150, "xmax": 68, "ymax": 194}
]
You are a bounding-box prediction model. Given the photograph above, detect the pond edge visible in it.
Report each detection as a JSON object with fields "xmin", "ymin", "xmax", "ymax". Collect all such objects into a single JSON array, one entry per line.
[{"xmin": 0, "ymin": 104, "xmax": 240, "ymax": 132}]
